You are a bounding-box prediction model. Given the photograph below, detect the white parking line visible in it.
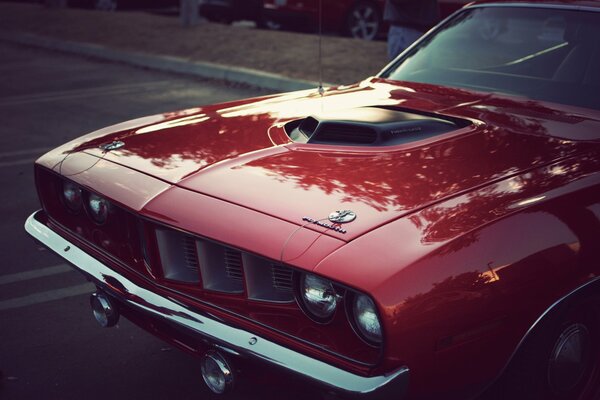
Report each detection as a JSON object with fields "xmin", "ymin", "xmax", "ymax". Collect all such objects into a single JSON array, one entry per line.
[
  {"xmin": 0, "ymin": 80, "xmax": 176, "ymax": 107},
  {"xmin": 0, "ymin": 157, "xmax": 37, "ymax": 168},
  {"xmin": 0, "ymin": 147, "xmax": 52, "ymax": 159},
  {"xmin": 0, "ymin": 283, "xmax": 95, "ymax": 311},
  {"xmin": 0, "ymin": 264, "xmax": 72, "ymax": 285},
  {"xmin": 0, "ymin": 147, "xmax": 53, "ymax": 168}
]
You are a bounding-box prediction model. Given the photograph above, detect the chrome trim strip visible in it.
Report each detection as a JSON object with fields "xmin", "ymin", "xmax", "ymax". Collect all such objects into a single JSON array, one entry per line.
[
  {"xmin": 465, "ymin": 3, "xmax": 600, "ymax": 13},
  {"xmin": 25, "ymin": 211, "xmax": 409, "ymax": 399}
]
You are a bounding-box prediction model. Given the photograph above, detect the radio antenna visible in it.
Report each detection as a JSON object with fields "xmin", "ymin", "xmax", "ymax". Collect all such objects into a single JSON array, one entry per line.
[{"xmin": 318, "ymin": 0, "xmax": 324, "ymax": 97}]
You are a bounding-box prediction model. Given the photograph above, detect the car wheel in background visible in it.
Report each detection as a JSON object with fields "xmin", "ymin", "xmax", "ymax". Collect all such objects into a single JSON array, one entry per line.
[
  {"xmin": 502, "ymin": 297, "xmax": 600, "ymax": 400},
  {"xmin": 344, "ymin": 1, "xmax": 381, "ymax": 41},
  {"xmin": 94, "ymin": 0, "xmax": 118, "ymax": 11}
]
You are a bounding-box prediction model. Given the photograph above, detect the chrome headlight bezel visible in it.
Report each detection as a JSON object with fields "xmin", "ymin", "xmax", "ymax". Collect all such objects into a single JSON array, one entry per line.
[
  {"xmin": 347, "ymin": 292, "xmax": 383, "ymax": 347},
  {"xmin": 296, "ymin": 273, "xmax": 338, "ymax": 323}
]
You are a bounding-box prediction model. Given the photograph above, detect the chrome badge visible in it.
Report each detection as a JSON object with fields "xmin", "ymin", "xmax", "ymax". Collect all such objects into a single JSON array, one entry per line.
[
  {"xmin": 302, "ymin": 217, "xmax": 348, "ymax": 234},
  {"xmin": 100, "ymin": 140, "xmax": 125, "ymax": 151},
  {"xmin": 328, "ymin": 210, "xmax": 357, "ymax": 224}
]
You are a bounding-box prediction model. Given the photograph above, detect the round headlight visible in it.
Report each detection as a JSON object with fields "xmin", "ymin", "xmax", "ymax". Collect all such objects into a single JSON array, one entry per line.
[
  {"xmin": 87, "ymin": 193, "xmax": 109, "ymax": 224},
  {"xmin": 352, "ymin": 294, "xmax": 382, "ymax": 345},
  {"xmin": 299, "ymin": 273, "xmax": 337, "ymax": 322},
  {"xmin": 62, "ymin": 181, "xmax": 82, "ymax": 212}
]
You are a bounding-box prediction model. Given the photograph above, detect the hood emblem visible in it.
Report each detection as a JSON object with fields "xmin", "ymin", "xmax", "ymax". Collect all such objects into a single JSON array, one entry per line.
[
  {"xmin": 328, "ymin": 210, "xmax": 357, "ymax": 224},
  {"xmin": 100, "ymin": 140, "xmax": 125, "ymax": 151},
  {"xmin": 302, "ymin": 210, "xmax": 356, "ymax": 234}
]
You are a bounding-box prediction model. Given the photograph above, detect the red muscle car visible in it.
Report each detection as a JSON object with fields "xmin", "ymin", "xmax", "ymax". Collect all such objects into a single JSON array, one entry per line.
[{"xmin": 26, "ymin": 1, "xmax": 600, "ymax": 399}]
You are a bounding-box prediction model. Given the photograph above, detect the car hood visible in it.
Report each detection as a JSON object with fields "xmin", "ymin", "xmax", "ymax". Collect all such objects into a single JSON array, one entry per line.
[{"xmin": 43, "ymin": 78, "xmax": 600, "ymax": 241}]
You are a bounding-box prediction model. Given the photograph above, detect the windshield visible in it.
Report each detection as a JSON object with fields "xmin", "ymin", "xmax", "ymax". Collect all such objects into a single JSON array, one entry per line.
[{"xmin": 381, "ymin": 6, "xmax": 600, "ymax": 110}]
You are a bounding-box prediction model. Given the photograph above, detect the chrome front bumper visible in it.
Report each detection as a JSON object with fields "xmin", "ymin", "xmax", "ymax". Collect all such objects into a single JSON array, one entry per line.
[{"xmin": 25, "ymin": 210, "xmax": 409, "ymax": 399}]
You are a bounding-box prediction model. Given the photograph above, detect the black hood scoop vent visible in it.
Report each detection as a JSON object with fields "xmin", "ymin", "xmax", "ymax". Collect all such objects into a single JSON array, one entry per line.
[
  {"xmin": 287, "ymin": 107, "xmax": 470, "ymax": 146},
  {"xmin": 315, "ymin": 123, "xmax": 378, "ymax": 144}
]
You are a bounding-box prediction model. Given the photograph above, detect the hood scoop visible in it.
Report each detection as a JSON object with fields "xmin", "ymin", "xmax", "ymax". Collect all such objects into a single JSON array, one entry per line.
[{"xmin": 287, "ymin": 107, "xmax": 469, "ymax": 146}]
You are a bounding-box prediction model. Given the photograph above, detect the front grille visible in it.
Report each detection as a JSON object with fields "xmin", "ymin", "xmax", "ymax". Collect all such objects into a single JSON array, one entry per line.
[{"xmin": 153, "ymin": 227, "xmax": 293, "ymax": 302}]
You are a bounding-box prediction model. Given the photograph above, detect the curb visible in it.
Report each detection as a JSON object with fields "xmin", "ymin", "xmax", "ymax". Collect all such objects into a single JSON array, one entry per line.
[{"xmin": 0, "ymin": 32, "xmax": 327, "ymax": 92}]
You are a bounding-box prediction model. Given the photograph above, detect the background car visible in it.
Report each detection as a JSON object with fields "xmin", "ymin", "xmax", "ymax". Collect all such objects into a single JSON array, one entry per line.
[{"xmin": 262, "ymin": 0, "xmax": 470, "ymax": 40}]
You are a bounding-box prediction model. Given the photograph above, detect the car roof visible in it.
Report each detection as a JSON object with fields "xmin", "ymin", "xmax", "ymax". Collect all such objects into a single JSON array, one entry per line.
[{"xmin": 466, "ymin": 0, "xmax": 600, "ymax": 10}]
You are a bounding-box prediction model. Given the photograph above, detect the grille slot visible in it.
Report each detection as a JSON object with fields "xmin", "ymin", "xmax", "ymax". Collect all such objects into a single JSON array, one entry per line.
[
  {"xmin": 196, "ymin": 240, "xmax": 244, "ymax": 293},
  {"xmin": 243, "ymin": 254, "xmax": 294, "ymax": 303},
  {"xmin": 272, "ymin": 265, "xmax": 294, "ymax": 292},
  {"xmin": 182, "ymin": 235, "xmax": 200, "ymax": 274},
  {"xmin": 224, "ymin": 249, "xmax": 244, "ymax": 281},
  {"xmin": 155, "ymin": 229, "xmax": 199, "ymax": 283}
]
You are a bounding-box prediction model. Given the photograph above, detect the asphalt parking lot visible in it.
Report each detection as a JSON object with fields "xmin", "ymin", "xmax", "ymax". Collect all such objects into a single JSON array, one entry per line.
[{"xmin": 0, "ymin": 42, "xmax": 278, "ymax": 400}]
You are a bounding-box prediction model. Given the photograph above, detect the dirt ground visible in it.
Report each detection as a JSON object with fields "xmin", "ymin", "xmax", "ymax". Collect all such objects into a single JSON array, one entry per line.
[{"xmin": 0, "ymin": 3, "xmax": 389, "ymax": 85}]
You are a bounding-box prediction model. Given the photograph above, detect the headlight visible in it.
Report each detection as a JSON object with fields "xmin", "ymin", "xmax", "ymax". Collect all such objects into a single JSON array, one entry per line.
[
  {"xmin": 62, "ymin": 181, "xmax": 82, "ymax": 212},
  {"xmin": 299, "ymin": 273, "xmax": 337, "ymax": 322},
  {"xmin": 87, "ymin": 193, "xmax": 110, "ymax": 224},
  {"xmin": 352, "ymin": 294, "xmax": 382, "ymax": 345}
]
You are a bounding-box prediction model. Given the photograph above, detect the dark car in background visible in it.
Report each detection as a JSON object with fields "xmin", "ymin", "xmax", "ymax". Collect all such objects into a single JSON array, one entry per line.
[
  {"xmin": 262, "ymin": 0, "xmax": 470, "ymax": 40},
  {"xmin": 199, "ymin": 0, "xmax": 263, "ymax": 24},
  {"xmin": 262, "ymin": 0, "xmax": 386, "ymax": 39}
]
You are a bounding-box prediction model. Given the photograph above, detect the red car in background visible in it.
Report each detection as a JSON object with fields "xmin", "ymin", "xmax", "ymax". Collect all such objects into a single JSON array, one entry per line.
[{"xmin": 262, "ymin": 0, "xmax": 469, "ymax": 40}]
